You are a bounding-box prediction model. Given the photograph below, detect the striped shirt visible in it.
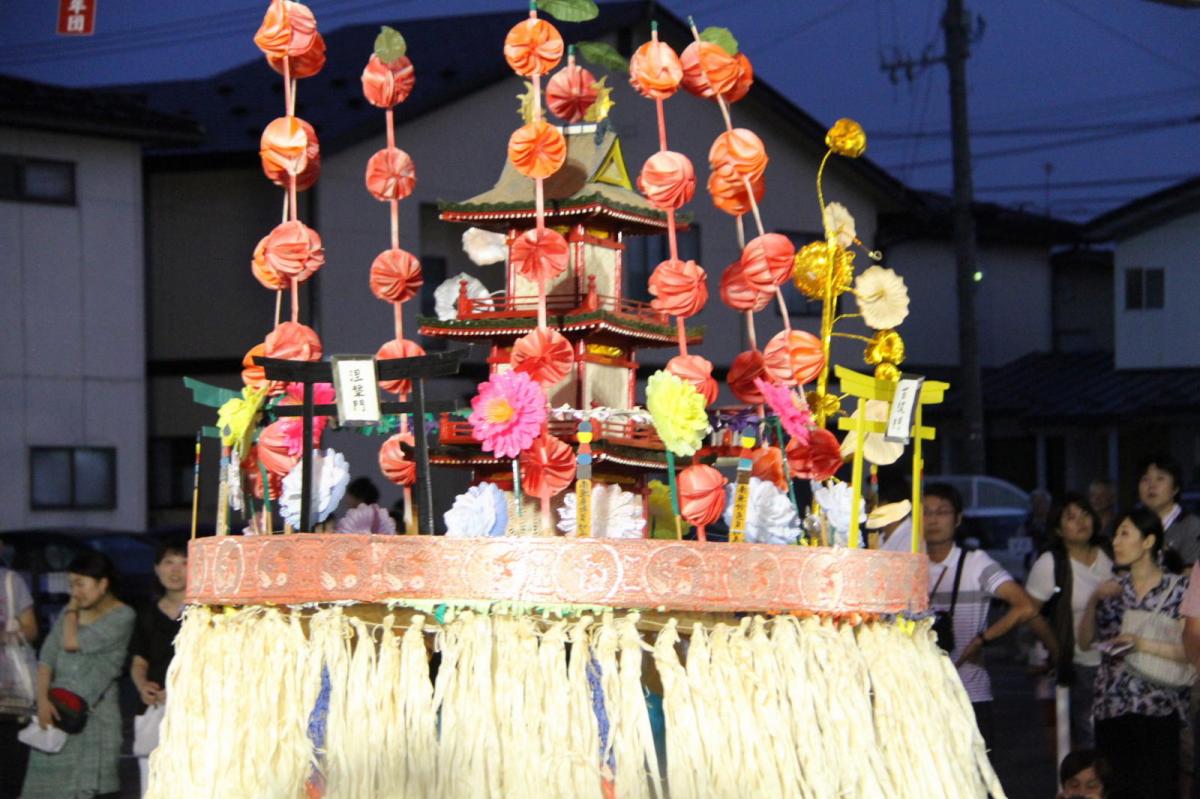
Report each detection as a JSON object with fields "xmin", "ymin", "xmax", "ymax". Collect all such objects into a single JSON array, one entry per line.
[{"xmin": 928, "ymin": 545, "xmax": 1014, "ymax": 703}]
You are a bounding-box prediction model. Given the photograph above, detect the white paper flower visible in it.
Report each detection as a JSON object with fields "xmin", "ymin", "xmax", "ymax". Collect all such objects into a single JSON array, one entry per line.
[
  {"xmin": 823, "ymin": 202, "xmax": 856, "ymax": 249},
  {"xmin": 226, "ymin": 459, "xmax": 244, "ymax": 513},
  {"xmin": 723, "ymin": 477, "xmax": 800, "ymax": 545},
  {"xmin": 462, "ymin": 227, "xmax": 508, "ymax": 266},
  {"xmin": 812, "ymin": 480, "xmax": 865, "ymax": 548},
  {"xmin": 280, "ymin": 449, "xmax": 350, "ymax": 530},
  {"xmin": 839, "ymin": 399, "xmax": 905, "ymax": 466},
  {"xmin": 854, "ymin": 265, "xmax": 910, "ymax": 330},
  {"xmin": 434, "ymin": 273, "xmax": 494, "ymax": 321},
  {"xmin": 557, "ymin": 483, "xmax": 645, "ymax": 539},
  {"xmin": 444, "ymin": 482, "xmax": 508, "ymax": 538}
]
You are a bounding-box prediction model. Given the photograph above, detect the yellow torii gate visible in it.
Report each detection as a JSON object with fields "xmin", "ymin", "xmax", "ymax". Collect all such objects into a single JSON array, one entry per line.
[{"xmin": 834, "ymin": 365, "xmax": 949, "ymax": 552}]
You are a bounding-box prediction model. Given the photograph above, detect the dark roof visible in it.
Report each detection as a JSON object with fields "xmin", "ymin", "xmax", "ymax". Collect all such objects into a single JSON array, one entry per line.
[
  {"xmin": 0, "ymin": 74, "xmax": 203, "ymax": 145},
  {"xmin": 1085, "ymin": 175, "xmax": 1200, "ymax": 241},
  {"xmin": 877, "ymin": 190, "xmax": 1082, "ymax": 249},
  {"xmin": 979, "ymin": 350, "xmax": 1200, "ymax": 422}
]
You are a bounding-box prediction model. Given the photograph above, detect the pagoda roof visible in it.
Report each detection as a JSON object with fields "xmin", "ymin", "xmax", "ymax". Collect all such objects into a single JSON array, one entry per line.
[
  {"xmin": 439, "ymin": 124, "xmax": 673, "ymax": 234},
  {"xmin": 418, "ymin": 308, "xmax": 703, "ymax": 348}
]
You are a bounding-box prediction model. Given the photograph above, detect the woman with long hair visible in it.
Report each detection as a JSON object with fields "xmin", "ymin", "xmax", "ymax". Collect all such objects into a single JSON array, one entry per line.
[
  {"xmin": 1079, "ymin": 508, "xmax": 1191, "ymax": 799},
  {"xmin": 19, "ymin": 551, "xmax": 134, "ymax": 799},
  {"xmin": 1026, "ymin": 492, "xmax": 1114, "ymax": 747}
]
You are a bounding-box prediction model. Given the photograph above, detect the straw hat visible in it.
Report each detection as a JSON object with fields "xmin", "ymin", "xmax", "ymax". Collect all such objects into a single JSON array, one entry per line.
[{"xmin": 865, "ymin": 499, "xmax": 911, "ymax": 530}]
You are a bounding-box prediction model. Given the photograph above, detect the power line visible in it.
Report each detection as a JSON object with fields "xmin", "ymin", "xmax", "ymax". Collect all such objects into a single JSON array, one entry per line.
[
  {"xmin": 970, "ymin": 173, "xmax": 1198, "ymax": 193},
  {"xmin": 968, "ymin": 85, "xmax": 1200, "ymax": 127},
  {"xmin": 870, "ymin": 112, "xmax": 1200, "ymax": 140},
  {"xmin": 1049, "ymin": 0, "xmax": 1200, "ymax": 82},
  {"xmin": 755, "ymin": 0, "xmax": 858, "ymax": 52}
]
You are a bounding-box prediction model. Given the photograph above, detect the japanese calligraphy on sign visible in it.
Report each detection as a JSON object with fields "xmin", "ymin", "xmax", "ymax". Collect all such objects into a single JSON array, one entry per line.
[
  {"xmin": 332, "ymin": 356, "xmax": 382, "ymax": 425},
  {"xmin": 885, "ymin": 375, "xmax": 925, "ymax": 444},
  {"xmin": 57, "ymin": 0, "xmax": 96, "ymax": 36}
]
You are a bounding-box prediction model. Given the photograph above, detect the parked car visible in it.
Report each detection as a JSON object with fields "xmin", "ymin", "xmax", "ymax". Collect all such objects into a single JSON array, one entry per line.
[{"xmin": 930, "ymin": 474, "xmax": 1033, "ymax": 580}]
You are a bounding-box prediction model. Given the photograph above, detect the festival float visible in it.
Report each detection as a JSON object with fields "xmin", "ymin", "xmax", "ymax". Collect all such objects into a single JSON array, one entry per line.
[{"xmin": 150, "ymin": 2, "xmax": 1006, "ymax": 797}]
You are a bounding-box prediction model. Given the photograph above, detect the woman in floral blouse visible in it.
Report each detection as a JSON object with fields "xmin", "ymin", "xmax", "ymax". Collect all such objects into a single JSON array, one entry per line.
[{"xmin": 1079, "ymin": 508, "xmax": 1191, "ymax": 799}]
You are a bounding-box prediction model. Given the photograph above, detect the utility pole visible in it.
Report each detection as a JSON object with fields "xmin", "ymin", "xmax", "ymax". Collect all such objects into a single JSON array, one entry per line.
[{"xmin": 881, "ymin": 1, "xmax": 987, "ymax": 474}]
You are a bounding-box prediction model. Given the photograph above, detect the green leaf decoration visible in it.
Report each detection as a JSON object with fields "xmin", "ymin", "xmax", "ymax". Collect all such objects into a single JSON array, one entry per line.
[
  {"xmin": 576, "ymin": 41, "xmax": 629, "ymax": 73},
  {"xmin": 537, "ymin": 0, "xmax": 599, "ymax": 22},
  {"xmin": 183, "ymin": 377, "xmax": 239, "ymax": 409},
  {"xmin": 699, "ymin": 26, "xmax": 738, "ymax": 55},
  {"xmin": 374, "ymin": 26, "xmax": 407, "ymax": 63}
]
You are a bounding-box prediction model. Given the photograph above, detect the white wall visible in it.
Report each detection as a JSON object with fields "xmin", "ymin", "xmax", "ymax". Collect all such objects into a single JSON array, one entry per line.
[
  {"xmin": 1114, "ymin": 210, "xmax": 1200, "ymax": 369},
  {"xmin": 0, "ymin": 127, "xmax": 147, "ymax": 531}
]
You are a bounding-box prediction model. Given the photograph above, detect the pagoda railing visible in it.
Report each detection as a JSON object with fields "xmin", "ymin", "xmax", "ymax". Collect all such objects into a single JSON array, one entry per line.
[
  {"xmin": 455, "ymin": 276, "xmax": 669, "ymax": 327},
  {"xmin": 439, "ymin": 414, "xmax": 664, "ymax": 450}
]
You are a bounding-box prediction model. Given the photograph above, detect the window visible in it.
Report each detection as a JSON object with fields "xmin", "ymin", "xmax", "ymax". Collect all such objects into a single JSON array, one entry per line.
[
  {"xmin": 1125, "ymin": 267, "xmax": 1164, "ymax": 310},
  {"xmin": 30, "ymin": 447, "xmax": 116, "ymax": 510},
  {"xmin": 623, "ymin": 225, "xmax": 701, "ymax": 302},
  {"xmin": 0, "ymin": 156, "xmax": 76, "ymax": 205},
  {"xmin": 149, "ymin": 438, "xmax": 198, "ymax": 509}
]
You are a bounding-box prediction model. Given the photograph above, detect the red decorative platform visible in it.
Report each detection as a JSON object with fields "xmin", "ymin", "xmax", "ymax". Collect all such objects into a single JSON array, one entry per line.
[{"xmin": 187, "ymin": 534, "xmax": 929, "ymax": 614}]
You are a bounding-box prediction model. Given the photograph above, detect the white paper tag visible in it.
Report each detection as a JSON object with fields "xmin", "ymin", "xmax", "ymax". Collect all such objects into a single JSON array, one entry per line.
[
  {"xmin": 332, "ymin": 356, "xmax": 382, "ymax": 425},
  {"xmin": 884, "ymin": 375, "xmax": 924, "ymax": 444}
]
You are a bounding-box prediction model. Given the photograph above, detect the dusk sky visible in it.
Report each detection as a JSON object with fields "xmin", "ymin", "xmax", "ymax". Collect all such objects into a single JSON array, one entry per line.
[{"xmin": 2, "ymin": 0, "xmax": 1197, "ymax": 221}]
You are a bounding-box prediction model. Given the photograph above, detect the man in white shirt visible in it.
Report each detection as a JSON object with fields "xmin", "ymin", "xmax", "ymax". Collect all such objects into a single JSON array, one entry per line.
[
  {"xmin": 0, "ymin": 545, "xmax": 37, "ymax": 798},
  {"xmin": 924, "ymin": 482, "xmax": 1036, "ymax": 747}
]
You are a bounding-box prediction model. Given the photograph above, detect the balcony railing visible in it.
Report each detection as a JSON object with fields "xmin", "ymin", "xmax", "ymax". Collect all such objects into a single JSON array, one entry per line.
[
  {"xmin": 439, "ymin": 414, "xmax": 664, "ymax": 450},
  {"xmin": 453, "ymin": 275, "xmax": 670, "ymax": 328}
]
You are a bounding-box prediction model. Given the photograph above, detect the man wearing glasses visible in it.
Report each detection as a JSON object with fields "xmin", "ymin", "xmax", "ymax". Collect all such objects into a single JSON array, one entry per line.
[{"xmin": 925, "ymin": 482, "xmax": 1036, "ymax": 747}]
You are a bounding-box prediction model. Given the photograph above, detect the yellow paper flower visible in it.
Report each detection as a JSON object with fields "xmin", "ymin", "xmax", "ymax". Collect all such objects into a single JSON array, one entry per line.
[
  {"xmin": 217, "ymin": 387, "xmax": 267, "ymax": 454},
  {"xmin": 864, "ymin": 329, "xmax": 906, "ymax": 366},
  {"xmin": 839, "ymin": 399, "xmax": 904, "ymax": 466},
  {"xmin": 825, "ymin": 118, "xmax": 867, "ymax": 158},
  {"xmin": 854, "ymin": 265, "xmax": 910, "ymax": 330},
  {"xmin": 646, "ymin": 369, "xmax": 710, "ymax": 457},
  {"xmin": 875, "ymin": 362, "xmax": 901, "ymax": 382},
  {"xmin": 646, "ymin": 480, "xmax": 676, "ymax": 539},
  {"xmin": 792, "ymin": 241, "xmax": 854, "ymax": 301},
  {"xmin": 823, "ymin": 202, "xmax": 856, "ymax": 249},
  {"xmin": 805, "ymin": 389, "xmax": 842, "ymax": 420}
]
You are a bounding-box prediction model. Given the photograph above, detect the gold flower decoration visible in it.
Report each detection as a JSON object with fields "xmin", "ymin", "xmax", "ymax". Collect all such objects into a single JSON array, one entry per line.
[
  {"xmin": 875, "ymin": 363, "xmax": 901, "ymax": 382},
  {"xmin": 854, "ymin": 265, "xmax": 910, "ymax": 330},
  {"xmin": 825, "ymin": 118, "xmax": 866, "ymax": 158},
  {"xmin": 792, "ymin": 241, "xmax": 854, "ymax": 301},
  {"xmin": 805, "ymin": 389, "xmax": 842, "ymax": 420},
  {"xmin": 864, "ymin": 329, "xmax": 905, "ymax": 366}
]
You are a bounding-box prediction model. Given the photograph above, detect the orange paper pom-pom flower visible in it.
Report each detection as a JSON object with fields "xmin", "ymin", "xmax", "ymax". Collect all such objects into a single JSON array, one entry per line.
[
  {"xmin": 243, "ymin": 448, "xmax": 282, "ymax": 501},
  {"xmin": 379, "ymin": 432, "xmax": 416, "ymax": 486},
  {"xmin": 265, "ymin": 321, "xmax": 323, "ymax": 362},
  {"xmin": 257, "ymin": 419, "xmax": 299, "ymax": 477},
  {"xmin": 727, "ymin": 349, "xmax": 768, "ymax": 404},
  {"xmin": 267, "ymin": 31, "xmax": 325, "ymax": 79},
  {"xmin": 546, "ymin": 64, "xmax": 598, "ymax": 123},
  {"xmin": 709, "ymin": 128, "xmax": 768, "ymax": 181},
  {"xmin": 678, "ymin": 464, "xmax": 728, "ymax": 527},
  {"xmin": 364, "ymin": 147, "xmax": 416, "ymax": 201},
  {"xmin": 786, "ymin": 428, "xmax": 843, "ymax": 481},
  {"xmin": 369, "ymin": 249, "xmax": 423, "ymax": 304},
  {"xmin": 742, "ymin": 233, "xmax": 795, "ymax": 289},
  {"xmin": 254, "ymin": 0, "xmax": 319, "ymax": 60},
  {"xmin": 261, "ymin": 117, "xmax": 320, "ymax": 191},
  {"xmin": 262, "ymin": 220, "xmax": 324, "ymax": 282},
  {"xmin": 725, "ymin": 53, "xmax": 754, "ymax": 103},
  {"xmin": 629, "ymin": 40, "xmax": 683, "ymax": 100},
  {"xmin": 719, "ymin": 259, "xmax": 771, "ymax": 312},
  {"xmin": 504, "ymin": 17, "xmax": 564, "ymax": 76},
  {"xmin": 508, "ymin": 120, "xmax": 567, "ymax": 179},
  {"xmin": 251, "ymin": 235, "xmax": 288, "ymax": 290},
  {"xmin": 260, "ymin": 116, "xmax": 311, "ymax": 178},
  {"xmin": 511, "ymin": 328, "xmax": 574, "ymax": 387},
  {"xmin": 680, "ymin": 41, "xmax": 740, "ymax": 99},
  {"xmin": 708, "ymin": 168, "xmax": 765, "ymax": 217},
  {"xmin": 520, "ymin": 433, "xmax": 576, "ymax": 498},
  {"xmin": 376, "ymin": 338, "xmax": 426, "ymax": 395},
  {"xmin": 649, "ymin": 258, "xmax": 708, "ymax": 318},
  {"xmin": 638, "ymin": 151, "xmax": 696, "ymax": 210},
  {"xmin": 763, "ymin": 329, "xmax": 825, "ymax": 387},
  {"xmin": 361, "ymin": 54, "xmax": 415, "ymax": 108},
  {"xmin": 752, "ymin": 446, "xmax": 788, "ymax": 492},
  {"xmin": 666, "ymin": 354, "xmax": 718, "ymax": 406},
  {"xmin": 242, "ymin": 343, "xmax": 269, "ymax": 391},
  {"xmin": 510, "ymin": 228, "xmax": 569, "ymax": 283}
]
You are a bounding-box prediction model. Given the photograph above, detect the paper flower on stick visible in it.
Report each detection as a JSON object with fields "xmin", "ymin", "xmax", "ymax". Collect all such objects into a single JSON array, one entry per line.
[
  {"xmin": 680, "ymin": 40, "xmax": 740, "ymax": 98},
  {"xmin": 261, "ymin": 220, "xmax": 324, "ymax": 282},
  {"xmin": 752, "ymin": 446, "xmax": 787, "ymax": 492},
  {"xmin": 638, "ymin": 151, "xmax": 696, "ymax": 211},
  {"xmin": 855, "ymin": 266, "xmax": 910, "ymax": 330},
  {"xmin": 823, "ymin": 202, "xmax": 856, "ymax": 249},
  {"xmin": 277, "ymin": 382, "xmax": 335, "ymax": 456},
  {"xmin": 678, "ymin": 464, "xmax": 727, "ymax": 528},
  {"xmin": 504, "ymin": 17, "xmax": 564, "ymax": 77},
  {"xmin": 254, "ymin": 0, "xmax": 318, "ymax": 60},
  {"xmin": 369, "ymin": 248, "xmax": 422, "ymax": 304},
  {"xmin": 251, "ymin": 236, "xmax": 287, "ymax": 290},
  {"xmin": 708, "ymin": 169, "xmax": 764, "ymax": 217},
  {"xmin": 361, "ymin": 54, "xmax": 415, "ymax": 108},
  {"xmin": 812, "ymin": 480, "xmax": 863, "ymax": 547},
  {"xmin": 558, "ymin": 484, "xmax": 645, "ymax": 539},
  {"xmin": 792, "ymin": 240, "xmax": 853, "ymax": 301},
  {"xmin": 462, "ymin": 228, "xmax": 507, "ymax": 266},
  {"xmin": 379, "ymin": 433, "xmax": 416, "ymax": 486},
  {"xmin": 337, "ymin": 503, "xmax": 396, "ymax": 534},
  {"xmin": 646, "ymin": 370, "xmax": 710, "ymax": 457},
  {"xmin": 260, "ymin": 117, "xmax": 320, "ymax": 190},
  {"xmin": 864, "ymin": 329, "xmax": 905, "ymax": 366},
  {"xmin": 754, "ymin": 378, "xmax": 812, "ymax": 443},
  {"xmin": 719, "ymin": 259, "xmax": 771, "ymax": 312},
  {"xmin": 280, "ymin": 448, "xmax": 349, "ymax": 529},
  {"xmin": 709, "ymin": 129, "xmax": 768, "ymax": 182},
  {"xmin": 727, "ymin": 350, "xmax": 768, "ymax": 405},
  {"xmin": 434, "ymin": 273, "xmax": 493, "ymax": 321},
  {"xmin": 364, "ymin": 148, "xmax": 416, "ymax": 201},
  {"xmin": 216, "ymin": 387, "xmax": 267, "ymax": 453},
  {"xmin": 762, "ymin": 329, "xmax": 825, "ymax": 387},
  {"xmin": 646, "ymin": 480, "xmax": 675, "ymax": 537},
  {"xmin": 375, "ymin": 338, "xmax": 425, "ymax": 395},
  {"xmin": 267, "ymin": 31, "xmax": 325, "ymax": 79},
  {"xmin": 786, "ymin": 428, "xmax": 843, "ymax": 481},
  {"xmin": 468, "ymin": 370, "xmax": 547, "ymax": 459},
  {"xmin": 628, "ymin": 40, "xmax": 683, "ymax": 99},
  {"xmin": 839, "ymin": 399, "xmax": 904, "ymax": 466},
  {"xmin": 724, "ymin": 53, "xmax": 754, "ymax": 103},
  {"xmin": 741, "ymin": 233, "xmax": 795, "ymax": 289},
  {"xmin": 546, "ymin": 64, "xmax": 598, "ymax": 123},
  {"xmin": 508, "ymin": 120, "xmax": 567, "ymax": 179},
  {"xmin": 511, "ymin": 328, "xmax": 574, "ymax": 387},
  {"xmin": 666, "ymin": 354, "xmax": 718, "ymax": 406},
  {"xmin": 244, "ymin": 448, "xmax": 281, "ymax": 501},
  {"xmin": 520, "ymin": 433, "xmax": 575, "ymax": 498},
  {"xmin": 444, "ymin": 482, "xmax": 508, "ymax": 538},
  {"xmin": 723, "ymin": 477, "xmax": 800, "ymax": 545},
  {"xmin": 265, "ymin": 321, "xmax": 323, "ymax": 362},
  {"xmin": 826, "ymin": 118, "xmax": 867, "ymax": 158},
  {"xmin": 510, "ymin": 228, "xmax": 568, "ymax": 282},
  {"xmin": 242, "ymin": 344, "xmax": 268, "ymax": 391},
  {"xmin": 258, "ymin": 419, "xmax": 299, "ymax": 477},
  {"xmin": 649, "ymin": 259, "xmax": 708, "ymax": 318}
]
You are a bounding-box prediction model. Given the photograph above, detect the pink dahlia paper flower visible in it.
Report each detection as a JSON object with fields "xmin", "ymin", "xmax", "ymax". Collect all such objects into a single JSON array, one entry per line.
[
  {"xmin": 468, "ymin": 370, "xmax": 547, "ymax": 458},
  {"xmin": 754, "ymin": 377, "xmax": 812, "ymax": 444}
]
